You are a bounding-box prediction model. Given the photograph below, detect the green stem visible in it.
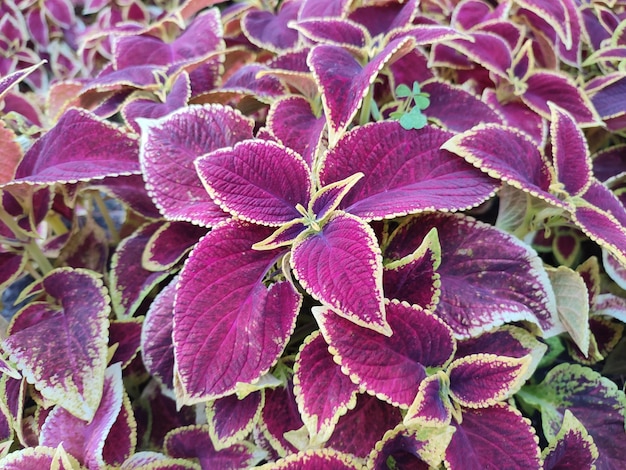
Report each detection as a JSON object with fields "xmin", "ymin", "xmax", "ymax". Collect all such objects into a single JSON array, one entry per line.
[
  {"xmin": 359, "ymin": 84, "xmax": 374, "ymax": 126},
  {"xmin": 24, "ymin": 240, "xmax": 54, "ymax": 275},
  {"xmin": 92, "ymin": 192, "xmax": 120, "ymax": 245}
]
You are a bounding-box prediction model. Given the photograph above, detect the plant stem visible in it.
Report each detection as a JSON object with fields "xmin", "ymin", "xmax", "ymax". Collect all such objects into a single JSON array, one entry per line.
[
  {"xmin": 24, "ymin": 240, "xmax": 54, "ymax": 275},
  {"xmin": 92, "ymin": 192, "xmax": 120, "ymax": 245},
  {"xmin": 359, "ymin": 84, "xmax": 374, "ymax": 126}
]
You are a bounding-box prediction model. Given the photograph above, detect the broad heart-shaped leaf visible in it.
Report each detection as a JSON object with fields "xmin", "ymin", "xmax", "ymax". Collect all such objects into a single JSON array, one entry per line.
[
  {"xmin": 293, "ymin": 331, "xmax": 358, "ymax": 443},
  {"xmin": 445, "ymin": 403, "xmax": 541, "ymax": 470},
  {"xmin": 138, "ymin": 104, "xmax": 253, "ymax": 226},
  {"xmin": 542, "ymin": 410, "xmax": 599, "ymax": 470},
  {"xmin": 441, "ymin": 123, "xmax": 565, "ymax": 208},
  {"xmin": 0, "ymin": 445, "xmax": 82, "ymax": 469},
  {"xmin": 385, "ymin": 213, "xmax": 557, "ymax": 338},
  {"xmin": 519, "ymin": 363, "xmax": 626, "ymax": 470},
  {"xmin": 110, "ymin": 222, "xmax": 170, "ymax": 319},
  {"xmin": 4, "ymin": 108, "xmax": 140, "ymax": 188},
  {"xmin": 367, "ymin": 423, "xmax": 454, "ymax": 470},
  {"xmin": 308, "ymin": 37, "xmax": 415, "ymax": 145},
  {"xmin": 141, "ymin": 277, "xmax": 177, "ymax": 389},
  {"xmin": 164, "ymin": 424, "xmax": 262, "ymax": 469},
  {"xmin": 206, "ymin": 391, "xmax": 263, "ymax": 450},
  {"xmin": 549, "ymin": 103, "xmax": 593, "ymax": 197},
  {"xmin": 266, "ymin": 96, "xmax": 326, "ymax": 168},
  {"xmin": 241, "ymin": 0, "xmax": 300, "ymax": 52},
  {"xmin": 256, "ymin": 449, "xmax": 360, "ymax": 469},
  {"xmin": 314, "ymin": 300, "xmax": 455, "ymax": 408},
  {"xmin": 326, "ymin": 394, "xmax": 403, "ymax": 458},
  {"xmin": 447, "ymin": 354, "xmax": 530, "ymax": 408},
  {"xmin": 196, "ymin": 139, "xmax": 313, "ymax": 226},
  {"xmin": 3, "ymin": 268, "xmax": 109, "ymax": 422},
  {"xmin": 319, "ymin": 121, "xmax": 499, "ymax": 221},
  {"xmin": 40, "ymin": 363, "xmax": 136, "ymax": 469},
  {"xmin": 174, "ymin": 220, "xmax": 301, "ymax": 404},
  {"xmin": 291, "ymin": 212, "xmax": 389, "ymax": 335}
]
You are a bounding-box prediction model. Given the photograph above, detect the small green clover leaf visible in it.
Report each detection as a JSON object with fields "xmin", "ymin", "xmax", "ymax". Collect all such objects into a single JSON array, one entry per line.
[
  {"xmin": 391, "ymin": 81, "xmax": 430, "ymax": 130},
  {"xmin": 399, "ymin": 107, "xmax": 428, "ymax": 130}
]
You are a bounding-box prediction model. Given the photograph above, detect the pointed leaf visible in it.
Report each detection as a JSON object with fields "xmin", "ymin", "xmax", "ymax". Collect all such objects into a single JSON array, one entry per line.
[
  {"xmin": 310, "ymin": 173, "xmax": 363, "ymax": 223},
  {"xmin": 542, "ymin": 410, "xmax": 599, "ymax": 470},
  {"xmin": 241, "ymin": 1, "xmax": 300, "ymax": 52},
  {"xmin": 0, "ymin": 123, "xmax": 22, "ymax": 184},
  {"xmin": 197, "ymin": 139, "xmax": 313, "ymax": 225},
  {"xmin": 108, "ymin": 318, "xmax": 142, "ymax": 369},
  {"xmin": 293, "ymin": 331, "xmax": 358, "ymax": 442},
  {"xmin": 444, "ymin": 403, "xmax": 541, "ymax": 470},
  {"xmin": 0, "ymin": 62, "xmax": 45, "ymax": 99},
  {"xmin": 0, "ymin": 446, "xmax": 81, "ymax": 469},
  {"xmin": 4, "ymin": 268, "xmax": 109, "ymax": 421},
  {"xmin": 314, "ymin": 300, "xmax": 455, "ymax": 408},
  {"xmin": 174, "ymin": 220, "xmax": 301, "ymax": 403},
  {"xmin": 385, "ymin": 213, "xmax": 557, "ymax": 337},
  {"xmin": 256, "ymin": 449, "xmax": 360, "ymax": 469},
  {"xmin": 405, "ymin": 372, "xmax": 453, "ymax": 428},
  {"xmin": 291, "ymin": 212, "xmax": 389, "ymax": 335},
  {"xmin": 138, "ymin": 104, "xmax": 253, "ymax": 226},
  {"xmin": 207, "ymin": 391, "xmax": 263, "ymax": 450},
  {"xmin": 320, "ymin": 121, "xmax": 499, "ymax": 220},
  {"xmin": 572, "ymin": 205, "xmax": 626, "ymax": 266},
  {"xmin": 260, "ymin": 382, "xmax": 304, "ymax": 457},
  {"xmin": 293, "ymin": 18, "xmax": 368, "ymax": 49},
  {"xmin": 120, "ymin": 451, "xmax": 200, "ymax": 469}
]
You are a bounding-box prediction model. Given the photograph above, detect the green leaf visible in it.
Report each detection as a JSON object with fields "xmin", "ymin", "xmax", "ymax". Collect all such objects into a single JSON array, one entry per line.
[
  {"xmin": 413, "ymin": 95, "xmax": 430, "ymax": 110},
  {"xmin": 399, "ymin": 108, "xmax": 428, "ymax": 130},
  {"xmin": 395, "ymin": 84, "xmax": 412, "ymax": 98}
]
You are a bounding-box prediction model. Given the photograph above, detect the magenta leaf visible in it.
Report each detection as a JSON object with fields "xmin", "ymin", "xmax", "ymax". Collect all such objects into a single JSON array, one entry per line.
[
  {"xmin": 308, "ymin": 37, "xmax": 415, "ymax": 144},
  {"xmin": 446, "ymin": 31, "xmax": 512, "ymax": 78},
  {"xmin": 314, "ymin": 300, "xmax": 455, "ymax": 407},
  {"xmin": 40, "ymin": 363, "xmax": 136, "ymax": 469},
  {"xmin": 143, "ymin": 222, "xmax": 208, "ymax": 271},
  {"xmin": 0, "ymin": 446, "xmax": 82, "ymax": 469},
  {"xmin": 348, "ymin": 0, "xmax": 418, "ymax": 36},
  {"xmin": 572, "ymin": 206, "xmax": 626, "ymax": 266},
  {"xmin": 120, "ymin": 451, "xmax": 200, "ymax": 469},
  {"xmin": 521, "ymin": 363, "xmax": 626, "ymax": 469},
  {"xmin": 385, "ymin": 213, "xmax": 557, "ymax": 337},
  {"xmin": 241, "ymin": 0, "xmax": 300, "ymax": 52},
  {"xmin": 138, "ymin": 104, "xmax": 253, "ymax": 226},
  {"xmin": 445, "ymin": 404, "xmax": 541, "ymax": 470},
  {"xmin": 293, "ymin": 331, "xmax": 358, "ymax": 441},
  {"xmin": 93, "ymin": 174, "xmax": 161, "ymax": 219},
  {"xmin": 207, "ymin": 391, "xmax": 262, "ymax": 449},
  {"xmin": 142, "ymin": 277, "xmax": 176, "ymax": 389},
  {"xmin": 320, "ymin": 121, "xmax": 499, "ymax": 220},
  {"xmin": 293, "ymin": 18, "xmax": 368, "ymax": 49},
  {"xmin": 327, "ymin": 393, "xmax": 402, "ymax": 458},
  {"xmin": 260, "ymin": 382, "xmax": 304, "ymax": 456},
  {"xmin": 3, "ymin": 268, "xmax": 109, "ymax": 421},
  {"xmin": 6, "ymin": 108, "xmax": 140, "ymax": 187},
  {"xmin": 164, "ymin": 425, "xmax": 261, "ymax": 468},
  {"xmin": 0, "ymin": 62, "xmax": 45, "ymax": 100},
  {"xmin": 542, "ymin": 410, "xmax": 599, "ymax": 470},
  {"xmin": 257, "ymin": 449, "xmax": 360, "ymax": 469},
  {"xmin": 405, "ymin": 372, "xmax": 453, "ymax": 427},
  {"xmin": 220, "ymin": 63, "xmax": 288, "ymax": 99},
  {"xmin": 447, "ymin": 354, "xmax": 530, "ymax": 408},
  {"xmin": 110, "ymin": 222, "xmax": 169, "ymax": 318},
  {"xmin": 197, "ymin": 139, "xmax": 313, "ymax": 225},
  {"xmin": 174, "ymin": 220, "xmax": 300, "ymax": 403},
  {"xmin": 292, "ymin": 212, "xmax": 389, "ymax": 335},
  {"xmin": 108, "ymin": 318, "xmax": 142, "ymax": 369}
]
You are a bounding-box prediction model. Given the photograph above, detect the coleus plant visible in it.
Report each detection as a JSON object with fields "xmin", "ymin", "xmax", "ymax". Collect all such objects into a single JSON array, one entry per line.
[{"xmin": 0, "ymin": 0, "xmax": 625, "ymax": 468}]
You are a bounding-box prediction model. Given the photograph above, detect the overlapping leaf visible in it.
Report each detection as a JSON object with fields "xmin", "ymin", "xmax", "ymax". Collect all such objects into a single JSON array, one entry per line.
[
  {"xmin": 542, "ymin": 410, "xmax": 598, "ymax": 470},
  {"xmin": 206, "ymin": 391, "xmax": 262, "ymax": 450}
]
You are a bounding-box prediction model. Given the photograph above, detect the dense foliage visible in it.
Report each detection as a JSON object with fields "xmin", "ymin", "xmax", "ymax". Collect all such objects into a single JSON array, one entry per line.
[{"xmin": 0, "ymin": 0, "xmax": 625, "ymax": 468}]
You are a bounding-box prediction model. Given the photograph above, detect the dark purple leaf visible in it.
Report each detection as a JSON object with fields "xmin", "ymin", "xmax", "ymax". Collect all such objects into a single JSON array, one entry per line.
[
  {"xmin": 320, "ymin": 121, "xmax": 499, "ymax": 220},
  {"xmin": 314, "ymin": 300, "xmax": 455, "ymax": 407},
  {"xmin": 293, "ymin": 18, "xmax": 368, "ymax": 49},
  {"xmin": 348, "ymin": 0, "xmax": 418, "ymax": 37},
  {"xmin": 220, "ymin": 63, "xmax": 288, "ymax": 100},
  {"xmin": 241, "ymin": 0, "xmax": 300, "ymax": 52},
  {"xmin": 0, "ymin": 62, "xmax": 44, "ymax": 100},
  {"xmin": 572, "ymin": 206, "xmax": 626, "ymax": 266},
  {"xmin": 404, "ymin": 373, "xmax": 453, "ymax": 427},
  {"xmin": 542, "ymin": 410, "xmax": 599, "ymax": 470},
  {"xmin": 143, "ymin": 222, "xmax": 207, "ymax": 271},
  {"xmin": 207, "ymin": 392, "xmax": 262, "ymax": 449},
  {"xmin": 174, "ymin": 220, "xmax": 300, "ymax": 403},
  {"xmin": 256, "ymin": 449, "xmax": 360, "ymax": 469},
  {"xmin": 261, "ymin": 382, "xmax": 304, "ymax": 456},
  {"xmin": 0, "ymin": 446, "xmax": 81, "ymax": 468},
  {"xmin": 109, "ymin": 318, "xmax": 142, "ymax": 369},
  {"xmin": 446, "ymin": 31, "xmax": 512, "ymax": 78}
]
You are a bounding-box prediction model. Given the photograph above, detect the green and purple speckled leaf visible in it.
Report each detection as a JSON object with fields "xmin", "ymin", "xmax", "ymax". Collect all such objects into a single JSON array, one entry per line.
[
  {"xmin": 385, "ymin": 213, "xmax": 557, "ymax": 338},
  {"xmin": 40, "ymin": 363, "xmax": 135, "ymax": 469},
  {"xmin": 138, "ymin": 104, "xmax": 253, "ymax": 226},
  {"xmin": 197, "ymin": 139, "xmax": 313, "ymax": 226},
  {"xmin": 314, "ymin": 300, "xmax": 455, "ymax": 408},
  {"xmin": 164, "ymin": 425, "xmax": 261, "ymax": 469},
  {"xmin": 521, "ymin": 363, "xmax": 626, "ymax": 469},
  {"xmin": 320, "ymin": 121, "xmax": 499, "ymax": 221},
  {"xmin": 3, "ymin": 268, "xmax": 109, "ymax": 421},
  {"xmin": 445, "ymin": 403, "xmax": 541, "ymax": 470},
  {"xmin": 447, "ymin": 354, "xmax": 529, "ymax": 408},
  {"xmin": 542, "ymin": 410, "xmax": 598, "ymax": 470},
  {"xmin": 308, "ymin": 38, "xmax": 414, "ymax": 144},
  {"xmin": 5, "ymin": 108, "xmax": 140, "ymax": 188},
  {"xmin": 206, "ymin": 391, "xmax": 263, "ymax": 450},
  {"xmin": 292, "ymin": 212, "xmax": 389, "ymax": 334},
  {"xmin": 257, "ymin": 449, "xmax": 360, "ymax": 469},
  {"xmin": 174, "ymin": 220, "xmax": 301, "ymax": 404},
  {"xmin": 293, "ymin": 331, "xmax": 358, "ymax": 442}
]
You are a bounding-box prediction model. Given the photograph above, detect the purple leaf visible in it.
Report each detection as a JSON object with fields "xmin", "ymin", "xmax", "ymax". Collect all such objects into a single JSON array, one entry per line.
[
  {"xmin": 446, "ymin": 31, "xmax": 512, "ymax": 78},
  {"xmin": 326, "ymin": 394, "xmax": 402, "ymax": 458},
  {"xmin": 292, "ymin": 212, "xmax": 389, "ymax": 335},
  {"xmin": 207, "ymin": 391, "xmax": 262, "ymax": 449},
  {"xmin": 299, "ymin": 0, "xmax": 350, "ymax": 19},
  {"xmin": 308, "ymin": 38, "xmax": 415, "ymax": 144},
  {"xmin": 442, "ymin": 123, "xmax": 565, "ymax": 207},
  {"xmin": 293, "ymin": 331, "xmax": 358, "ymax": 441},
  {"xmin": 516, "ymin": 0, "xmax": 573, "ymax": 48},
  {"xmin": 0, "ymin": 62, "xmax": 44, "ymax": 100},
  {"xmin": 197, "ymin": 139, "xmax": 313, "ymax": 225},
  {"xmin": 164, "ymin": 425, "xmax": 260, "ymax": 469},
  {"xmin": 110, "ymin": 223, "xmax": 169, "ymax": 318},
  {"xmin": 348, "ymin": 0, "xmax": 418, "ymax": 37},
  {"xmin": 445, "ymin": 404, "xmax": 541, "ymax": 470},
  {"xmin": 120, "ymin": 451, "xmax": 201, "ymax": 469},
  {"xmin": 592, "ymin": 144, "xmax": 626, "ymax": 182},
  {"xmin": 447, "ymin": 354, "xmax": 530, "ymax": 408},
  {"xmin": 405, "ymin": 373, "xmax": 453, "ymax": 427},
  {"xmin": 6, "ymin": 108, "xmax": 140, "ymax": 187},
  {"xmin": 241, "ymin": 0, "xmax": 300, "ymax": 52},
  {"xmin": 542, "ymin": 410, "xmax": 599, "ymax": 470},
  {"xmin": 385, "ymin": 213, "xmax": 557, "ymax": 337},
  {"xmin": 3, "ymin": 268, "xmax": 109, "ymax": 421},
  {"xmin": 572, "ymin": 206, "xmax": 626, "ymax": 266},
  {"xmin": 174, "ymin": 220, "xmax": 300, "ymax": 403},
  {"xmin": 44, "ymin": 0, "xmax": 75, "ymax": 27},
  {"xmin": 0, "ymin": 252, "xmax": 26, "ymax": 291},
  {"xmin": 293, "ymin": 18, "xmax": 368, "ymax": 49},
  {"xmin": 143, "ymin": 222, "xmax": 208, "ymax": 271},
  {"xmin": 138, "ymin": 104, "xmax": 253, "ymax": 226},
  {"xmin": 314, "ymin": 300, "xmax": 455, "ymax": 408},
  {"xmin": 0, "ymin": 446, "xmax": 82, "ymax": 469},
  {"xmin": 92, "ymin": 175, "xmax": 161, "ymax": 219},
  {"xmin": 390, "ymin": 24, "xmax": 470, "ymax": 46},
  {"xmin": 310, "ymin": 173, "xmax": 363, "ymax": 223},
  {"xmin": 220, "ymin": 63, "xmax": 288, "ymax": 100},
  {"xmin": 40, "ymin": 364, "xmax": 136, "ymax": 469},
  {"xmin": 256, "ymin": 449, "xmax": 361, "ymax": 469},
  {"xmin": 260, "ymin": 382, "xmax": 304, "ymax": 456},
  {"xmin": 108, "ymin": 318, "xmax": 142, "ymax": 369},
  {"xmin": 589, "ymin": 73, "xmax": 626, "ymax": 123},
  {"xmin": 320, "ymin": 121, "xmax": 499, "ymax": 220}
]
